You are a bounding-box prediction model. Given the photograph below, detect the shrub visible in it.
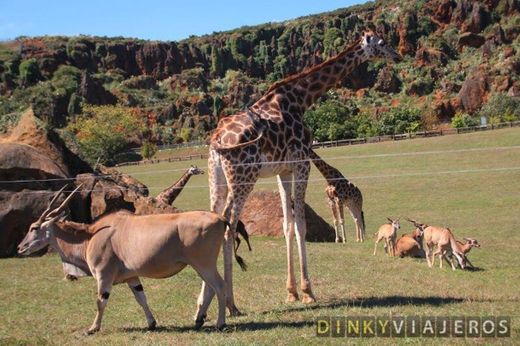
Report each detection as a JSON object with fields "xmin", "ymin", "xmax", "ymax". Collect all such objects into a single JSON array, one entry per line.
[
  {"xmin": 140, "ymin": 141, "xmax": 158, "ymax": 159},
  {"xmin": 19, "ymin": 58, "xmax": 42, "ymax": 86},
  {"xmin": 51, "ymin": 65, "xmax": 82, "ymax": 95},
  {"xmin": 477, "ymin": 93, "xmax": 520, "ymax": 122},
  {"xmin": 379, "ymin": 106, "xmax": 422, "ymax": 135},
  {"xmin": 67, "ymin": 105, "xmax": 145, "ymax": 165},
  {"xmin": 451, "ymin": 112, "xmax": 479, "ymax": 128},
  {"xmin": 304, "ymin": 96, "xmax": 359, "ymax": 141}
]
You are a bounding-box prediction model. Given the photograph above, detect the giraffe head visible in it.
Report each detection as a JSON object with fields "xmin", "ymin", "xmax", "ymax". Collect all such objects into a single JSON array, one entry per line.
[
  {"xmin": 361, "ymin": 31, "xmax": 401, "ymax": 62},
  {"xmin": 188, "ymin": 165, "xmax": 205, "ymax": 175}
]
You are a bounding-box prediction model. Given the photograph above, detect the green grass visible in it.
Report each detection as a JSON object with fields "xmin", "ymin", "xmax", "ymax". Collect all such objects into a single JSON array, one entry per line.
[{"xmin": 1, "ymin": 128, "xmax": 520, "ymax": 345}]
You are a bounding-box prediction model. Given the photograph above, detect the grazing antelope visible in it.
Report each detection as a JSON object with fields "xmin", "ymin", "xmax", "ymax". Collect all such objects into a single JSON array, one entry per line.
[
  {"xmin": 423, "ymin": 225, "xmax": 466, "ymax": 270},
  {"xmin": 395, "ymin": 220, "xmax": 426, "ymax": 258},
  {"xmin": 373, "ymin": 218, "xmax": 400, "ymax": 256},
  {"xmin": 17, "ymin": 185, "xmax": 250, "ymax": 334}
]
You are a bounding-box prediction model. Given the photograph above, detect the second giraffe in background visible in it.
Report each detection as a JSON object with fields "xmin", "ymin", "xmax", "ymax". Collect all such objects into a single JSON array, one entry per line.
[
  {"xmin": 156, "ymin": 166, "xmax": 205, "ymax": 205},
  {"xmin": 309, "ymin": 150, "xmax": 365, "ymax": 242}
]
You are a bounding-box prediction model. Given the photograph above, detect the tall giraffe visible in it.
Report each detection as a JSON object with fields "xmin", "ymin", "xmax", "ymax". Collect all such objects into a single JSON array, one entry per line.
[
  {"xmin": 198, "ymin": 31, "xmax": 400, "ymax": 317},
  {"xmin": 155, "ymin": 166, "xmax": 204, "ymax": 205},
  {"xmin": 309, "ymin": 149, "xmax": 365, "ymax": 243}
]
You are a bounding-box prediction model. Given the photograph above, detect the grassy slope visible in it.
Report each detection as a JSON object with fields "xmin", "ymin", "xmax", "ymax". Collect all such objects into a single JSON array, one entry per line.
[{"xmin": 1, "ymin": 128, "xmax": 520, "ymax": 345}]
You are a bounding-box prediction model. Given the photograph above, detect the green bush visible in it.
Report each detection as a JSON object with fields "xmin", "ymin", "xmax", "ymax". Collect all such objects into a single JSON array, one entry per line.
[
  {"xmin": 140, "ymin": 141, "xmax": 158, "ymax": 159},
  {"xmin": 67, "ymin": 105, "xmax": 145, "ymax": 165},
  {"xmin": 304, "ymin": 96, "xmax": 359, "ymax": 141},
  {"xmin": 477, "ymin": 93, "xmax": 520, "ymax": 122},
  {"xmin": 451, "ymin": 112, "xmax": 479, "ymax": 128},
  {"xmin": 19, "ymin": 58, "xmax": 42, "ymax": 86},
  {"xmin": 51, "ymin": 65, "xmax": 82, "ymax": 95},
  {"xmin": 379, "ymin": 106, "xmax": 422, "ymax": 135}
]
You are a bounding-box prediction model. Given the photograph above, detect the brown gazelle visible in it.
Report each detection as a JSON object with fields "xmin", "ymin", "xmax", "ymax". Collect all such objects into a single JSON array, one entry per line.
[
  {"xmin": 17, "ymin": 185, "xmax": 249, "ymax": 333},
  {"xmin": 207, "ymin": 31, "xmax": 400, "ymax": 313},
  {"xmin": 423, "ymin": 225, "xmax": 467, "ymax": 270},
  {"xmin": 309, "ymin": 150, "xmax": 365, "ymax": 243},
  {"xmin": 373, "ymin": 218, "xmax": 400, "ymax": 256},
  {"xmin": 395, "ymin": 219, "xmax": 427, "ymax": 258}
]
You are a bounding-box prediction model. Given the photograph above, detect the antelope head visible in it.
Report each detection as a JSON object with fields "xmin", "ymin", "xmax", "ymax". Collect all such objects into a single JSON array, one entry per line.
[
  {"xmin": 464, "ymin": 237, "xmax": 481, "ymax": 248},
  {"xmin": 17, "ymin": 184, "xmax": 82, "ymax": 256},
  {"xmin": 406, "ymin": 218, "xmax": 427, "ymax": 237},
  {"xmin": 387, "ymin": 217, "xmax": 401, "ymax": 231}
]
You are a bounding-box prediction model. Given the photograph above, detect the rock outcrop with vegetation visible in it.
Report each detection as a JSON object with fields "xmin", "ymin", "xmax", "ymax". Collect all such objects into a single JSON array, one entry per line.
[{"xmin": 1, "ymin": 0, "xmax": 519, "ymax": 163}]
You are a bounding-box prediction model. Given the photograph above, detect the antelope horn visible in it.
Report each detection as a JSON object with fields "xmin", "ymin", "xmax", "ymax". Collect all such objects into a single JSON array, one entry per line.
[
  {"xmin": 38, "ymin": 184, "xmax": 69, "ymax": 222},
  {"xmin": 405, "ymin": 217, "xmax": 419, "ymax": 226},
  {"xmin": 386, "ymin": 217, "xmax": 393, "ymax": 223},
  {"xmin": 47, "ymin": 184, "xmax": 83, "ymax": 219}
]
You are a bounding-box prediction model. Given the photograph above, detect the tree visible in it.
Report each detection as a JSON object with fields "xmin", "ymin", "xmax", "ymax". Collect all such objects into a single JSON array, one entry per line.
[
  {"xmin": 379, "ymin": 106, "xmax": 422, "ymax": 135},
  {"xmin": 19, "ymin": 58, "xmax": 42, "ymax": 86},
  {"xmin": 304, "ymin": 96, "xmax": 359, "ymax": 141},
  {"xmin": 141, "ymin": 141, "xmax": 158, "ymax": 159},
  {"xmin": 67, "ymin": 105, "xmax": 145, "ymax": 165}
]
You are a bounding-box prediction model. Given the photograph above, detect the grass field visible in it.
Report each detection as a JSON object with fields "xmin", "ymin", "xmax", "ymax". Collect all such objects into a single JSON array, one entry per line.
[{"xmin": 1, "ymin": 128, "xmax": 520, "ymax": 345}]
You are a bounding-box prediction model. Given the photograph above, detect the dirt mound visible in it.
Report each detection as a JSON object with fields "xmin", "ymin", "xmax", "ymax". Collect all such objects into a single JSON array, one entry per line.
[{"xmin": 241, "ymin": 191, "xmax": 335, "ymax": 242}]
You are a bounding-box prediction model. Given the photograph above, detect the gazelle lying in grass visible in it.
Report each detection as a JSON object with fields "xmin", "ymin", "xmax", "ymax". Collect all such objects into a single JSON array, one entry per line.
[
  {"xmin": 373, "ymin": 218, "xmax": 400, "ymax": 256},
  {"xmin": 394, "ymin": 219, "xmax": 426, "ymax": 258},
  {"xmin": 423, "ymin": 225, "xmax": 467, "ymax": 270},
  {"xmin": 17, "ymin": 185, "xmax": 250, "ymax": 334}
]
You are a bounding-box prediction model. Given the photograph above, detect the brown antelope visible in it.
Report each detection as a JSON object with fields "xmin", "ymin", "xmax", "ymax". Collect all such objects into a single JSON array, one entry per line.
[
  {"xmin": 17, "ymin": 185, "xmax": 250, "ymax": 334},
  {"xmin": 394, "ymin": 218, "xmax": 426, "ymax": 258},
  {"xmin": 452, "ymin": 237, "xmax": 480, "ymax": 269},
  {"xmin": 373, "ymin": 218, "xmax": 400, "ymax": 256},
  {"xmin": 423, "ymin": 225, "xmax": 466, "ymax": 270}
]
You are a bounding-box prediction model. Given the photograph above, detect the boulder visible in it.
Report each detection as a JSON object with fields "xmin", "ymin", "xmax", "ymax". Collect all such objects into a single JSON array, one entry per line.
[
  {"xmin": 374, "ymin": 66, "xmax": 401, "ymax": 93},
  {"xmin": 240, "ymin": 191, "xmax": 335, "ymax": 242},
  {"xmin": 0, "ymin": 108, "xmax": 92, "ymax": 176},
  {"xmin": 79, "ymin": 72, "xmax": 117, "ymax": 105},
  {"xmin": 0, "ymin": 190, "xmax": 64, "ymax": 257},
  {"xmin": 458, "ymin": 68, "xmax": 488, "ymax": 113}
]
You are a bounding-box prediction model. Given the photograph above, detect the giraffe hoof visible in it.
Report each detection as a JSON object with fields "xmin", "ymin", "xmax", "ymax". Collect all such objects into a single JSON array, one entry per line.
[
  {"xmin": 286, "ymin": 292, "xmax": 300, "ymax": 302},
  {"xmin": 302, "ymin": 294, "xmax": 317, "ymax": 304}
]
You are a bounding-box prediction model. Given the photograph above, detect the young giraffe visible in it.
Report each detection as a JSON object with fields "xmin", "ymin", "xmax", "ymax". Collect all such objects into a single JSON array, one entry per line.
[
  {"xmin": 155, "ymin": 166, "xmax": 204, "ymax": 206},
  {"xmin": 309, "ymin": 150, "xmax": 365, "ymax": 243},
  {"xmin": 198, "ymin": 31, "xmax": 400, "ymax": 318}
]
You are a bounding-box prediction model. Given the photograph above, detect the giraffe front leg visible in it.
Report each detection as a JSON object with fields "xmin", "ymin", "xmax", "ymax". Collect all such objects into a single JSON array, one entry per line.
[
  {"xmin": 278, "ymin": 174, "xmax": 299, "ymax": 302},
  {"xmin": 293, "ymin": 164, "xmax": 316, "ymax": 304},
  {"xmin": 338, "ymin": 203, "xmax": 346, "ymax": 243}
]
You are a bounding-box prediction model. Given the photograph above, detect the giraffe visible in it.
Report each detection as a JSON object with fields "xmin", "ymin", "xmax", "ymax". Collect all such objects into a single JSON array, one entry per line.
[
  {"xmin": 155, "ymin": 165, "xmax": 204, "ymax": 206},
  {"xmin": 198, "ymin": 31, "xmax": 400, "ymax": 318},
  {"xmin": 309, "ymin": 149, "xmax": 365, "ymax": 243}
]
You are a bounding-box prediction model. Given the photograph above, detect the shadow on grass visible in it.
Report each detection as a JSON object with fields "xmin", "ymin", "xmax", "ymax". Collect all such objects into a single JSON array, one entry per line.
[
  {"xmin": 260, "ymin": 295, "xmax": 469, "ymax": 315},
  {"xmin": 120, "ymin": 320, "xmax": 312, "ymax": 333}
]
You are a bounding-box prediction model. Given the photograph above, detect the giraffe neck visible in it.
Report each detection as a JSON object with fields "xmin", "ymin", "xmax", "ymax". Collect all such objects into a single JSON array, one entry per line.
[
  {"xmin": 156, "ymin": 170, "xmax": 193, "ymax": 206},
  {"xmin": 260, "ymin": 39, "xmax": 367, "ymax": 113},
  {"xmin": 309, "ymin": 150, "xmax": 345, "ymax": 185}
]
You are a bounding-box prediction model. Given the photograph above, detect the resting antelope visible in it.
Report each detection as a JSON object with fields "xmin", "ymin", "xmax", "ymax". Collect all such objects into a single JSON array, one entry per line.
[
  {"xmin": 17, "ymin": 185, "xmax": 249, "ymax": 334},
  {"xmin": 423, "ymin": 225, "xmax": 466, "ymax": 270},
  {"xmin": 394, "ymin": 219, "xmax": 427, "ymax": 258},
  {"xmin": 373, "ymin": 218, "xmax": 400, "ymax": 256}
]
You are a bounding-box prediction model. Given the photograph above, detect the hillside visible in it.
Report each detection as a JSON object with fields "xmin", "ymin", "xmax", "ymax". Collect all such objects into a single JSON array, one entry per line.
[{"xmin": 0, "ymin": 0, "xmax": 519, "ymax": 163}]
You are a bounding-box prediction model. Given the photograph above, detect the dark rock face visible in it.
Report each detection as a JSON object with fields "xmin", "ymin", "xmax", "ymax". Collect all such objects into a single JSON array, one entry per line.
[
  {"xmin": 79, "ymin": 72, "xmax": 117, "ymax": 105},
  {"xmin": 240, "ymin": 191, "xmax": 335, "ymax": 242},
  {"xmin": 458, "ymin": 32, "xmax": 486, "ymax": 49},
  {"xmin": 374, "ymin": 66, "xmax": 401, "ymax": 93},
  {"xmin": 458, "ymin": 68, "xmax": 488, "ymax": 113}
]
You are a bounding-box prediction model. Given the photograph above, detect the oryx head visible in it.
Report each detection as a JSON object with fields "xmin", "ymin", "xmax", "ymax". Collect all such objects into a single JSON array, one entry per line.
[
  {"xmin": 361, "ymin": 31, "xmax": 401, "ymax": 62},
  {"xmin": 17, "ymin": 184, "xmax": 82, "ymax": 256}
]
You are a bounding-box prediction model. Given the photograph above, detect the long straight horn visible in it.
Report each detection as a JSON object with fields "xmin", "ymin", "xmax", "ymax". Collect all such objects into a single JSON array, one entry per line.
[
  {"xmin": 405, "ymin": 217, "xmax": 418, "ymax": 226},
  {"xmin": 38, "ymin": 184, "xmax": 69, "ymax": 222},
  {"xmin": 47, "ymin": 184, "xmax": 83, "ymax": 219}
]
